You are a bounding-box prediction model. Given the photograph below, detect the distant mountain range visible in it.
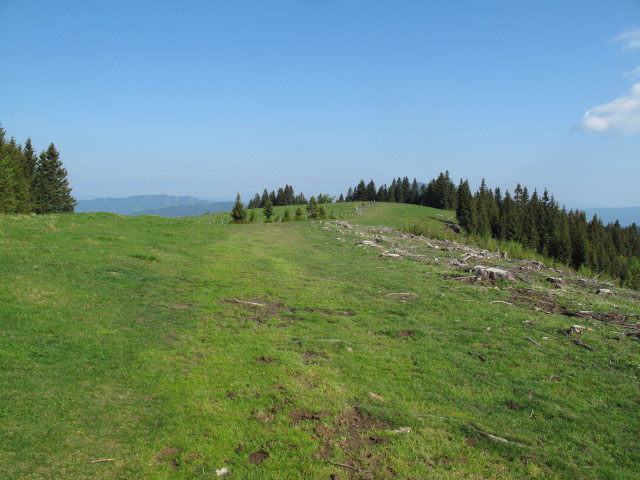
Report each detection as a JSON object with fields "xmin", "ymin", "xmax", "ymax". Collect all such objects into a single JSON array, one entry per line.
[
  {"xmin": 75, "ymin": 195, "xmax": 218, "ymax": 216},
  {"xmin": 135, "ymin": 202, "xmax": 235, "ymax": 217},
  {"xmin": 75, "ymin": 195, "xmax": 235, "ymax": 217},
  {"xmin": 582, "ymin": 206, "xmax": 640, "ymax": 227}
]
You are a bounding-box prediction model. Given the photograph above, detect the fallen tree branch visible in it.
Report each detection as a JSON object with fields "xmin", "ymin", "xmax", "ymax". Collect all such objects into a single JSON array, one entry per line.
[
  {"xmin": 526, "ymin": 337, "xmax": 543, "ymax": 348},
  {"xmin": 467, "ymin": 424, "xmax": 527, "ymax": 447},
  {"xmin": 327, "ymin": 460, "xmax": 370, "ymax": 474},
  {"xmin": 560, "ymin": 331, "xmax": 595, "ymax": 351},
  {"xmin": 229, "ymin": 297, "xmax": 265, "ymax": 307},
  {"xmin": 88, "ymin": 459, "xmax": 115, "ymax": 464},
  {"xmin": 468, "ymin": 351, "xmax": 486, "ymax": 362},
  {"xmin": 490, "ymin": 300, "xmax": 514, "ymax": 306}
]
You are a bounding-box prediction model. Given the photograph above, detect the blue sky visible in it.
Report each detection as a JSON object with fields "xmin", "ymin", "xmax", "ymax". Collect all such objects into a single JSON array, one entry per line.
[{"xmin": 1, "ymin": 1, "xmax": 639, "ymax": 206}]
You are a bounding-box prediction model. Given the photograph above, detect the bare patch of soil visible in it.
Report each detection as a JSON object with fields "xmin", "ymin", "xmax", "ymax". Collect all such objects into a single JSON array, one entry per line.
[
  {"xmin": 396, "ymin": 330, "xmax": 416, "ymax": 338},
  {"xmin": 287, "ymin": 407, "xmax": 322, "ymax": 423},
  {"xmin": 257, "ymin": 356, "xmax": 277, "ymax": 363},
  {"xmin": 312, "ymin": 445, "xmax": 333, "ymax": 461},
  {"xmin": 464, "ymin": 436, "xmax": 478, "ymax": 446},
  {"xmin": 508, "ymin": 288, "xmax": 639, "ymax": 333},
  {"xmin": 248, "ymin": 448, "xmax": 269, "ymax": 465},
  {"xmin": 157, "ymin": 446, "xmax": 181, "ymax": 469},
  {"xmin": 302, "ymin": 350, "xmax": 328, "ymax": 363}
]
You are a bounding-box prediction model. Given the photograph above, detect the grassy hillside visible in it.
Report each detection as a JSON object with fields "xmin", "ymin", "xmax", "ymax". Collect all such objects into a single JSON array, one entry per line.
[{"xmin": 1, "ymin": 203, "xmax": 638, "ymax": 479}]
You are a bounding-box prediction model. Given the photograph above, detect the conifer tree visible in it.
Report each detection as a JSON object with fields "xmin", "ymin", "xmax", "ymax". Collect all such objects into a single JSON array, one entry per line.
[
  {"xmin": 249, "ymin": 208, "xmax": 256, "ymax": 223},
  {"xmin": 260, "ymin": 189, "xmax": 269, "ymax": 208},
  {"xmin": 456, "ymin": 179, "xmax": 473, "ymax": 232},
  {"xmin": 295, "ymin": 206, "xmax": 304, "ymax": 221},
  {"xmin": 230, "ymin": 193, "xmax": 247, "ymax": 223},
  {"xmin": 338, "ymin": 193, "xmax": 344, "ymax": 202},
  {"xmin": 306, "ymin": 196, "xmax": 318, "ymax": 219},
  {"xmin": 262, "ymin": 198, "xmax": 274, "ymax": 222},
  {"xmin": 32, "ymin": 144, "xmax": 75, "ymax": 213},
  {"xmin": 366, "ymin": 180, "xmax": 376, "ymax": 201},
  {"xmin": 0, "ymin": 154, "xmax": 17, "ymax": 213},
  {"xmin": 346, "ymin": 187, "xmax": 354, "ymax": 202},
  {"xmin": 282, "ymin": 209, "xmax": 291, "ymax": 221},
  {"xmin": 317, "ymin": 204, "xmax": 327, "ymax": 219}
]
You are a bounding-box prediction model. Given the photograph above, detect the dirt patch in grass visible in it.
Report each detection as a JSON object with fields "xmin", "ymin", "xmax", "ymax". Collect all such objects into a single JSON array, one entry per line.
[
  {"xmin": 287, "ymin": 407, "xmax": 323, "ymax": 423},
  {"xmin": 302, "ymin": 350, "xmax": 328, "ymax": 362},
  {"xmin": 464, "ymin": 436, "xmax": 478, "ymax": 446},
  {"xmin": 508, "ymin": 288, "xmax": 639, "ymax": 333},
  {"xmin": 224, "ymin": 297, "xmax": 284, "ymax": 314},
  {"xmin": 157, "ymin": 446, "xmax": 181, "ymax": 469},
  {"xmin": 313, "ymin": 408, "xmax": 390, "ymax": 477},
  {"xmin": 396, "ymin": 330, "xmax": 416, "ymax": 338},
  {"xmin": 257, "ymin": 356, "xmax": 277, "ymax": 363},
  {"xmin": 248, "ymin": 448, "xmax": 270, "ymax": 465},
  {"xmin": 507, "ymin": 288, "xmax": 569, "ymax": 314}
]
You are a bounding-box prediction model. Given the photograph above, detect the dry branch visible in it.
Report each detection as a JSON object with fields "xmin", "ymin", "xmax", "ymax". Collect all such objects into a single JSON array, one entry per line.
[
  {"xmin": 526, "ymin": 337, "xmax": 543, "ymax": 348},
  {"xmin": 560, "ymin": 330, "xmax": 595, "ymax": 351},
  {"xmin": 229, "ymin": 297, "xmax": 265, "ymax": 307},
  {"xmin": 88, "ymin": 459, "xmax": 115, "ymax": 463}
]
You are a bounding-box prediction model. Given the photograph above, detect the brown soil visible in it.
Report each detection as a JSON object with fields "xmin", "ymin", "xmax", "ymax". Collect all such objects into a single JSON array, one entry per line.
[
  {"xmin": 257, "ymin": 356, "xmax": 277, "ymax": 363},
  {"xmin": 156, "ymin": 446, "xmax": 181, "ymax": 469},
  {"xmin": 302, "ymin": 350, "xmax": 329, "ymax": 362},
  {"xmin": 248, "ymin": 448, "xmax": 270, "ymax": 465},
  {"xmin": 312, "ymin": 445, "xmax": 333, "ymax": 461},
  {"xmin": 464, "ymin": 436, "xmax": 478, "ymax": 446},
  {"xmin": 508, "ymin": 288, "xmax": 639, "ymax": 332},
  {"xmin": 287, "ymin": 407, "xmax": 322, "ymax": 423},
  {"xmin": 252, "ymin": 410, "xmax": 275, "ymax": 424},
  {"xmin": 396, "ymin": 330, "xmax": 416, "ymax": 338}
]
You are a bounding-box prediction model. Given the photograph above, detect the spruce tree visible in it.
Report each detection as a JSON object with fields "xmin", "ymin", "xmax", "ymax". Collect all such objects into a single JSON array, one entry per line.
[
  {"xmin": 260, "ymin": 189, "xmax": 269, "ymax": 208},
  {"xmin": 0, "ymin": 154, "xmax": 17, "ymax": 213},
  {"xmin": 249, "ymin": 208, "xmax": 256, "ymax": 223},
  {"xmin": 338, "ymin": 193, "xmax": 344, "ymax": 202},
  {"xmin": 262, "ymin": 198, "xmax": 274, "ymax": 222},
  {"xmin": 456, "ymin": 179, "xmax": 473, "ymax": 232},
  {"xmin": 282, "ymin": 209, "xmax": 291, "ymax": 222},
  {"xmin": 317, "ymin": 204, "xmax": 327, "ymax": 219},
  {"xmin": 306, "ymin": 196, "xmax": 318, "ymax": 219},
  {"xmin": 230, "ymin": 193, "xmax": 247, "ymax": 223},
  {"xmin": 32, "ymin": 143, "xmax": 75, "ymax": 213},
  {"xmin": 295, "ymin": 206, "xmax": 304, "ymax": 221}
]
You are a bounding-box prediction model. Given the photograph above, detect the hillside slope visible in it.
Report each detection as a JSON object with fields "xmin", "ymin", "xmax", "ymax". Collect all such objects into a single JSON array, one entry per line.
[{"xmin": 0, "ymin": 203, "xmax": 638, "ymax": 479}]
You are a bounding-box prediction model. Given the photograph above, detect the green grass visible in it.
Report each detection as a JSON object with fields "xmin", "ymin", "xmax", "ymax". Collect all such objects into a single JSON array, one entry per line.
[{"xmin": 0, "ymin": 204, "xmax": 638, "ymax": 479}]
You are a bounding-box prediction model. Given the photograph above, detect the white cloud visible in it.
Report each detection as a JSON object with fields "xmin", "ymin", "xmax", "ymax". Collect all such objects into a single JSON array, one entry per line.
[
  {"xmin": 614, "ymin": 28, "xmax": 640, "ymax": 50},
  {"xmin": 582, "ymin": 83, "xmax": 640, "ymax": 134},
  {"xmin": 624, "ymin": 65, "xmax": 640, "ymax": 79}
]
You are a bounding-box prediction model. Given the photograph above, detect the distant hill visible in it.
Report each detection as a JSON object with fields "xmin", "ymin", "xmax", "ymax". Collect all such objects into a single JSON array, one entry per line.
[
  {"xmin": 76, "ymin": 195, "xmax": 209, "ymax": 215},
  {"xmin": 582, "ymin": 206, "xmax": 640, "ymax": 227},
  {"xmin": 135, "ymin": 201, "xmax": 234, "ymax": 217}
]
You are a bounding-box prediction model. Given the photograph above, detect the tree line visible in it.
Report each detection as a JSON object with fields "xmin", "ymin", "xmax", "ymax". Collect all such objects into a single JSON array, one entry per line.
[
  {"xmin": 231, "ymin": 193, "xmax": 327, "ymax": 224},
  {"xmin": 344, "ymin": 173, "xmax": 640, "ymax": 289},
  {"xmin": 246, "ymin": 184, "xmax": 334, "ymax": 209},
  {"xmin": 344, "ymin": 172, "xmax": 457, "ymax": 209},
  {"xmin": 0, "ymin": 125, "xmax": 75, "ymax": 214}
]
